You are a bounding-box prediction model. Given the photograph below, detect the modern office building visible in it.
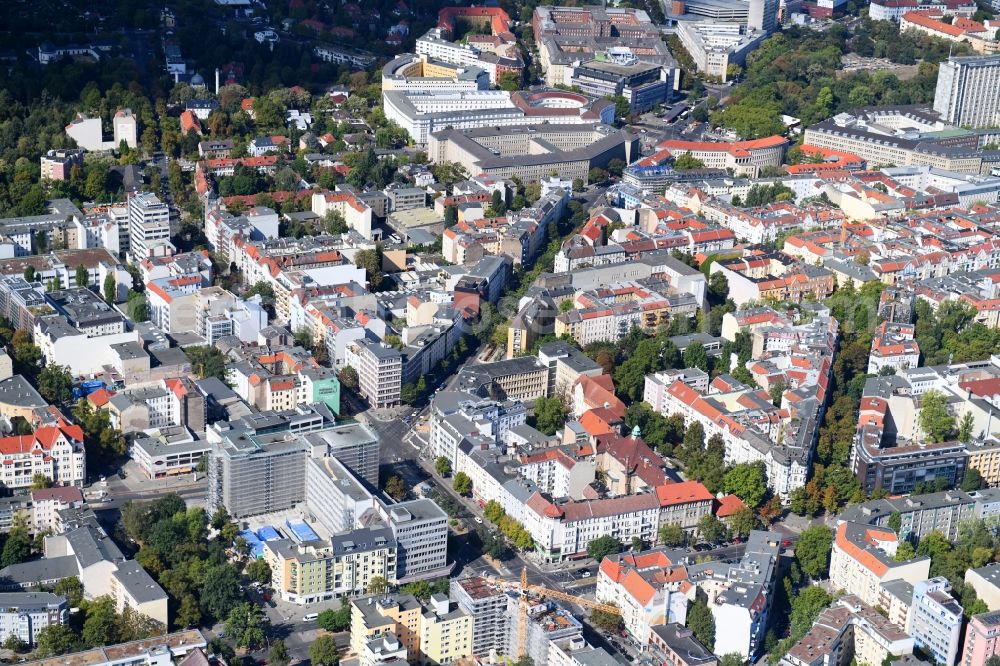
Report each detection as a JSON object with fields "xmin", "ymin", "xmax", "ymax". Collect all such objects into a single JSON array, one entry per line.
[
  {"xmin": 569, "ymin": 49, "xmax": 674, "ymax": 114},
  {"xmin": 127, "ymin": 191, "xmax": 171, "ymax": 261},
  {"xmin": 748, "ymin": 0, "xmax": 780, "ymax": 33},
  {"xmin": 909, "ymin": 577, "xmax": 963, "ymax": 666},
  {"xmin": 386, "ymin": 499, "xmax": 449, "ymax": 582},
  {"xmin": 675, "ymin": 21, "xmax": 768, "ymax": 81},
  {"xmin": 934, "ymin": 55, "xmax": 1000, "ymax": 128},
  {"xmin": 345, "ymin": 339, "xmax": 403, "ymax": 409}
]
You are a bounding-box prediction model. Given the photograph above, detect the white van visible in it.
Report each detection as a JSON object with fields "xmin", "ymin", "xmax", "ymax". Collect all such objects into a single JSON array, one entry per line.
[{"xmin": 304, "ymin": 613, "xmax": 319, "ymax": 622}]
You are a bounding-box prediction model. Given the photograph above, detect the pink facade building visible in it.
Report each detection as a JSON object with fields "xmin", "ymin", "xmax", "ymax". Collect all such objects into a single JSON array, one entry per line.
[{"xmin": 963, "ymin": 611, "xmax": 1000, "ymax": 666}]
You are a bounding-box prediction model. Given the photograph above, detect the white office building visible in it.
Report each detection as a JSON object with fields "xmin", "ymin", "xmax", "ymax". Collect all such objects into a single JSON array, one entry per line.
[
  {"xmin": 127, "ymin": 192, "xmax": 171, "ymax": 261},
  {"xmin": 933, "ymin": 55, "xmax": 1000, "ymax": 128}
]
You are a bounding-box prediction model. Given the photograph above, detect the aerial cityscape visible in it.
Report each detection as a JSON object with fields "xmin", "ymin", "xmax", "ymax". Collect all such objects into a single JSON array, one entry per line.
[{"xmin": 2, "ymin": 0, "xmax": 1000, "ymax": 666}]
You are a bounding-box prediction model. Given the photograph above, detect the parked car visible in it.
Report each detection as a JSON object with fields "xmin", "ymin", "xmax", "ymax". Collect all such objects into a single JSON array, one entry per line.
[
  {"xmin": 782, "ymin": 539, "xmax": 793, "ymax": 548},
  {"xmin": 474, "ymin": 517, "xmax": 483, "ymax": 524},
  {"xmin": 580, "ymin": 570, "xmax": 592, "ymax": 578}
]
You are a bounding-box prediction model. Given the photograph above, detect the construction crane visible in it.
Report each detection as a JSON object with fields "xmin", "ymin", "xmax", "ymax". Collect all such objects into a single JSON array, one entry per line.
[{"xmin": 489, "ymin": 568, "xmax": 622, "ymax": 658}]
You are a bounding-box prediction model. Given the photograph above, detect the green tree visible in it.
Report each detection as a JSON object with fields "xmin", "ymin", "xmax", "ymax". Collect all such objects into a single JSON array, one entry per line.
[
  {"xmin": 719, "ymin": 655, "xmax": 744, "ymax": 666},
  {"xmin": 729, "ymin": 507, "xmax": 759, "ymax": 538},
  {"xmin": 887, "ymin": 511, "xmax": 902, "ymax": 533},
  {"xmin": 35, "ymin": 624, "xmax": 78, "ymax": 656},
  {"xmin": 339, "ymin": 366, "xmax": 359, "ymax": 390},
  {"xmin": 790, "ymin": 586, "xmax": 833, "ymax": 637},
  {"xmin": 658, "ymin": 523, "xmax": 687, "ymax": 547},
  {"xmin": 587, "ymin": 535, "xmax": 621, "ymax": 561},
  {"xmin": 687, "ymin": 599, "xmax": 715, "ymax": 651},
  {"xmin": 453, "ymin": 472, "xmax": 472, "ymax": 495},
  {"xmin": 269, "ymin": 640, "xmax": 290, "ymax": 666},
  {"xmin": 918, "ymin": 389, "xmax": 955, "ymax": 443},
  {"xmin": 673, "ymin": 153, "xmax": 706, "ymax": 170},
  {"xmin": 1, "ymin": 515, "xmax": 31, "ymax": 567},
  {"xmin": 962, "ymin": 468, "xmax": 985, "ymax": 492},
  {"xmin": 318, "ymin": 599, "xmax": 352, "ymax": 632},
  {"xmin": 75, "ymin": 264, "xmax": 89, "ymax": 288},
  {"xmin": 532, "ymin": 396, "xmax": 567, "ymax": 436},
  {"xmin": 103, "ymin": 273, "xmax": 117, "ymax": 304},
  {"xmin": 3, "ymin": 634, "xmax": 24, "ymax": 653},
  {"xmin": 367, "ymin": 576, "xmax": 390, "ymax": 595},
  {"xmin": 310, "ymin": 635, "xmax": 340, "ymax": 666},
  {"xmin": 82, "ymin": 596, "xmax": 119, "ymax": 647},
  {"xmin": 724, "ymin": 462, "xmax": 769, "ymax": 509},
  {"xmin": 435, "ymin": 456, "xmax": 452, "ymax": 476},
  {"xmin": 444, "ymin": 205, "xmax": 459, "ymax": 228},
  {"xmin": 37, "ymin": 364, "xmax": 73, "ymax": 404},
  {"xmin": 588, "ymin": 167, "xmax": 608, "ymax": 185},
  {"xmin": 324, "ymin": 210, "xmax": 348, "ymax": 235},
  {"xmin": 354, "ymin": 248, "xmax": 383, "ymax": 290},
  {"xmin": 683, "ymin": 342, "xmax": 709, "ymax": 372},
  {"xmin": 225, "ymin": 602, "xmax": 270, "ymax": 651},
  {"xmin": 384, "ymin": 475, "xmax": 406, "ymax": 500},
  {"xmin": 498, "ymin": 71, "xmax": 521, "ymax": 91},
  {"xmin": 485, "ymin": 500, "xmax": 505, "ymax": 524},
  {"xmin": 246, "ymin": 558, "xmax": 272, "ymax": 585},
  {"xmin": 31, "ymin": 473, "xmax": 53, "ymax": 489},
  {"xmin": 795, "ymin": 526, "xmax": 834, "ymax": 579},
  {"xmin": 53, "ymin": 577, "xmax": 84, "ymax": 608},
  {"xmin": 696, "ymin": 514, "xmax": 727, "ymax": 544},
  {"xmin": 894, "ymin": 540, "xmax": 916, "ymax": 562},
  {"xmin": 200, "ymin": 563, "xmax": 243, "ymax": 622},
  {"xmin": 186, "ymin": 346, "xmax": 228, "ymax": 380},
  {"xmin": 958, "ymin": 411, "xmax": 976, "ymax": 443}
]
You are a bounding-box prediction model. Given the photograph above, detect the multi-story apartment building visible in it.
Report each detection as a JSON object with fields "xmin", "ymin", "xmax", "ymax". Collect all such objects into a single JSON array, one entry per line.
[
  {"xmin": 127, "ymin": 192, "xmax": 171, "ymax": 261},
  {"xmin": 346, "ymin": 339, "xmax": 402, "ymax": 409},
  {"xmin": 934, "ymin": 55, "xmax": 1000, "ymax": 128},
  {"xmin": 840, "ymin": 488, "xmax": 1000, "ymax": 541},
  {"xmin": 650, "ymin": 625, "xmax": 717, "ymax": 666},
  {"xmin": 350, "ymin": 593, "xmax": 473, "ymax": 665},
  {"xmin": 962, "ymin": 611, "xmax": 1000, "ymax": 666},
  {"xmin": 40, "ymin": 149, "xmax": 84, "ymax": 181},
  {"xmin": 452, "ymin": 356, "xmax": 550, "ymax": 402},
  {"xmin": 597, "ymin": 549, "xmax": 691, "ymax": 646},
  {"xmin": 0, "ymin": 592, "xmax": 67, "ymax": 647},
  {"xmin": 554, "ymin": 280, "xmax": 699, "ymax": 346},
  {"xmin": 451, "ymin": 577, "xmax": 509, "ymax": 658},
  {"xmin": 851, "ymin": 381, "xmax": 970, "ymax": 495},
  {"xmin": 909, "ymin": 577, "xmax": 963, "ymax": 666},
  {"xmin": 966, "ymin": 564, "xmax": 1000, "ymax": 612},
  {"xmin": 687, "ymin": 531, "xmax": 782, "ymax": 660},
  {"xmin": 829, "ymin": 522, "xmax": 930, "ymax": 607},
  {"xmin": 867, "ymin": 321, "xmax": 921, "ymax": 374},
  {"xmin": 0, "ymin": 422, "xmax": 87, "ymax": 489},
  {"xmin": 781, "ymin": 595, "xmax": 913, "ymax": 666},
  {"xmin": 420, "ymin": 594, "xmax": 475, "ymax": 665},
  {"xmin": 264, "ymin": 527, "xmax": 397, "ymax": 604}
]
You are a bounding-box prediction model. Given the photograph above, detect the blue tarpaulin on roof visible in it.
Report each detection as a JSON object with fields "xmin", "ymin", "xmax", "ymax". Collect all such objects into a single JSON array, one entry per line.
[
  {"xmin": 239, "ymin": 530, "xmax": 264, "ymax": 559},
  {"xmin": 286, "ymin": 519, "xmax": 319, "ymax": 542},
  {"xmin": 257, "ymin": 525, "xmax": 283, "ymax": 541}
]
